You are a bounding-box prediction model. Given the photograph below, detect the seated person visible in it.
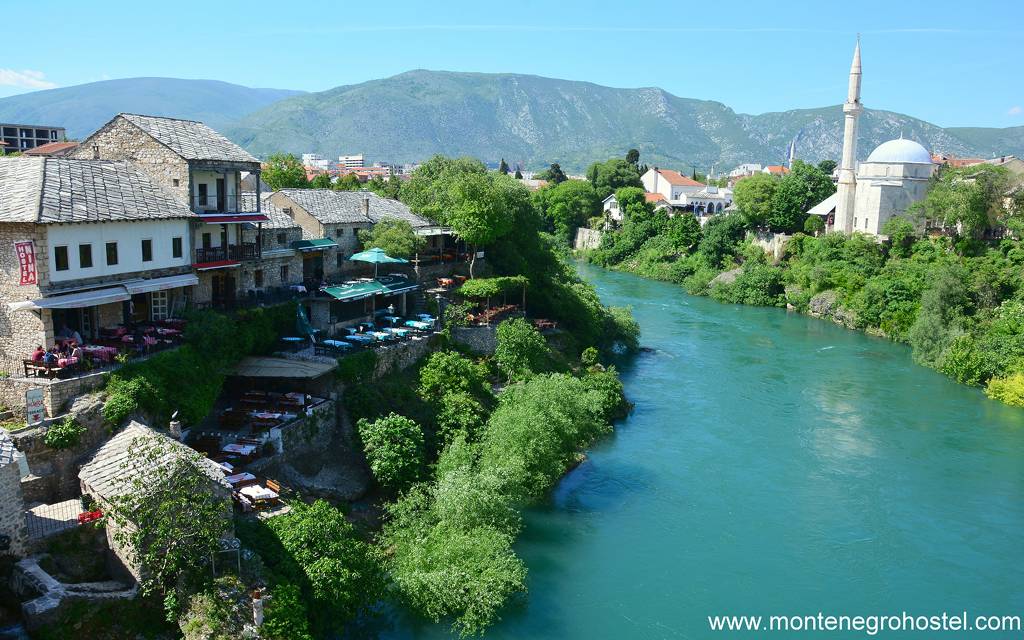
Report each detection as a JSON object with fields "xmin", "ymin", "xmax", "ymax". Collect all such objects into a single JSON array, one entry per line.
[
  {"xmin": 30, "ymin": 345, "xmax": 45, "ymax": 362},
  {"xmin": 42, "ymin": 348, "xmax": 58, "ymax": 367},
  {"xmin": 69, "ymin": 343, "xmax": 82, "ymax": 362},
  {"xmin": 69, "ymin": 329, "xmax": 83, "ymax": 345}
]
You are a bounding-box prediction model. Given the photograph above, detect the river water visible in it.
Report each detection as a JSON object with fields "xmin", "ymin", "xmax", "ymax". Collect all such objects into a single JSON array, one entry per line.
[{"xmin": 389, "ymin": 264, "xmax": 1024, "ymax": 638}]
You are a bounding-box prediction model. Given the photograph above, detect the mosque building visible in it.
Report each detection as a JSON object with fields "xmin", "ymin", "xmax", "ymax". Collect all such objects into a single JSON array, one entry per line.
[{"xmin": 807, "ymin": 39, "xmax": 937, "ymax": 236}]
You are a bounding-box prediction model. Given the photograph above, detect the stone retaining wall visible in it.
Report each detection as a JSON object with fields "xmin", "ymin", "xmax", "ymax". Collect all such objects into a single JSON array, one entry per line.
[
  {"xmin": 451, "ymin": 325, "xmax": 498, "ymax": 355},
  {"xmin": 573, "ymin": 227, "xmax": 603, "ymax": 251}
]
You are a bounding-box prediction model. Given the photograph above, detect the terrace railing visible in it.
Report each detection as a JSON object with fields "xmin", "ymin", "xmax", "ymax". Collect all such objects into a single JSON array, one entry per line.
[{"xmin": 194, "ymin": 243, "xmax": 261, "ymax": 263}]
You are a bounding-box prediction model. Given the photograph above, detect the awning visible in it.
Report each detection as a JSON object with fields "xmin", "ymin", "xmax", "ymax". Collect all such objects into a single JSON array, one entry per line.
[
  {"xmin": 321, "ymin": 281, "xmax": 386, "ymax": 301},
  {"xmin": 197, "ymin": 213, "xmax": 270, "ymax": 224},
  {"xmin": 232, "ymin": 356, "xmax": 337, "ymax": 379},
  {"xmin": 124, "ymin": 273, "xmax": 199, "ymax": 294},
  {"xmin": 378, "ymin": 275, "xmax": 419, "ymax": 295},
  {"xmin": 292, "ymin": 238, "xmax": 338, "ymax": 252},
  {"xmin": 193, "ymin": 260, "xmax": 241, "ymax": 271},
  {"xmin": 807, "ymin": 192, "xmax": 838, "ymax": 216},
  {"xmin": 8, "ymin": 286, "xmax": 130, "ymax": 312}
]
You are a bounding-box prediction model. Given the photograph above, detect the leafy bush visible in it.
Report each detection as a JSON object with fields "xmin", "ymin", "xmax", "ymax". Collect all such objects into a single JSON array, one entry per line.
[
  {"xmin": 43, "ymin": 416, "xmax": 86, "ymax": 450},
  {"xmin": 357, "ymin": 413, "xmax": 425, "ymax": 490},
  {"xmin": 418, "ymin": 351, "xmax": 492, "ymax": 404},
  {"xmin": 261, "ymin": 583, "xmax": 313, "ymax": 640},
  {"xmin": 494, "ymin": 317, "xmax": 552, "ymax": 381},
  {"xmin": 335, "ymin": 350, "xmax": 377, "ymax": 385},
  {"xmin": 986, "ymin": 372, "xmax": 1024, "ymax": 407}
]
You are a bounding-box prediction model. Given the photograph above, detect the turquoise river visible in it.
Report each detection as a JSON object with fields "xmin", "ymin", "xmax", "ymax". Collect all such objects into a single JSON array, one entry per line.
[{"xmin": 386, "ymin": 264, "xmax": 1024, "ymax": 638}]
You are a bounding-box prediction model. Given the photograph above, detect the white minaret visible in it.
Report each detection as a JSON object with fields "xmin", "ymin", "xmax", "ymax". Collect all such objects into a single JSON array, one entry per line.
[{"xmin": 834, "ymin": 37, "xmax": 862, "ymax": 234}]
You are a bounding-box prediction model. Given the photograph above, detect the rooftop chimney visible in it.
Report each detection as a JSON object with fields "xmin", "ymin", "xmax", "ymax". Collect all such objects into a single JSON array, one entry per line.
[{"xmin": 361, "ymin": 192, "xmax": 370, "ymax": 218}]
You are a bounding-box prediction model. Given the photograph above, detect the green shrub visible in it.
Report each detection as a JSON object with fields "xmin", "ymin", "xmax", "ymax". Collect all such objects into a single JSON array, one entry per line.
[
  {"xmin": 43, "ymin": 416, "xmax": 86, "ymax": 450},
  {"xmin": 334, "ymin": 350, "xmax": 377, "ymax": 385},
  {"xmin": 986, "ymin": 372, "xmax": 1024, "ymax": 407},
  {"xmin": 494, "ymin": 317, "xmax": 552, "ymax": 381},
  {"xmin": 261, "ymin": 583, "xmax": 313, "ymax": 640},
  {"xmin": 357, "ymin": 413, "xmax": 425, "ymax": 490}
]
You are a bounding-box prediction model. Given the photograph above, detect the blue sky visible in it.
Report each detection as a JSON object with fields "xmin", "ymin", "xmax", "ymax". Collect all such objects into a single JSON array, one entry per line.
[{"xmin": 3, "ymin": 0, "xmax": 1022, "ymax": 128}]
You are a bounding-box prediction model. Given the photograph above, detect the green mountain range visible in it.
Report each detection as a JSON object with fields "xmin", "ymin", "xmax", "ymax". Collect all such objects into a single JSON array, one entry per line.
[{"xmin": 2, "ymin": 72, "xmax": 1021, "ymax": 172}]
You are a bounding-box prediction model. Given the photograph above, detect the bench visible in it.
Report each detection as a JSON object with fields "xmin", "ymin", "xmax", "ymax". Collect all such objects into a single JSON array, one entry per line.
[{"xmin": 23, "ymin": 360, "xmax": 63, "ymax": 379}]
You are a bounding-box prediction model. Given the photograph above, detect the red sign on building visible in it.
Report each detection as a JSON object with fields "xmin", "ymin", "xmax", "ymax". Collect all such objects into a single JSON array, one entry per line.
[{"xmin": 14, "ymin": 241, "xmax": 36, "ymax": 285}]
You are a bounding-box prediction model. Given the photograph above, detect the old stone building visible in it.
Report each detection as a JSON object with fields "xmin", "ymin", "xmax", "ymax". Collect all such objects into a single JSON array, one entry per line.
[
  {"xmin": 237, "ymin": 193, "xmax": 303, "ymax": 297},
  {"xmin": 78, "ymin": 421, "xmax": 231, "ymax": 582},
  {"xmin": 70, "ymin": 113, "xmax": 272, "ymax": 307},
  {"xmin": 269, "ymin": 189, "xmax": 450, "ymax": 287},
  {"xmin": 0, "ymin": 157, "xmax": 198, "ymax": 377},
  {"xmin": 0, "ymin": 429, "xmax": 29, "ymax": 558}
]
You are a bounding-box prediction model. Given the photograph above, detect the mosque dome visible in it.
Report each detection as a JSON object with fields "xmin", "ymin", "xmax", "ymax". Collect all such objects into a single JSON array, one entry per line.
[{"xmin": 865, "ymin": 138, "xmax": 933, "ymax": 164}]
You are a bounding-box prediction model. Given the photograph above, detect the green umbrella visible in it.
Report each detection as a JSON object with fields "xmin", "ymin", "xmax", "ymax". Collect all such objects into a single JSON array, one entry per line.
[{"xmin": 349, "ymin": 247, "xmax": 409, "ymax": 278}]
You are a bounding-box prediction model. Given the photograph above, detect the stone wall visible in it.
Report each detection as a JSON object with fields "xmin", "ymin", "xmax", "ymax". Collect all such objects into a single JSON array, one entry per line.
[
  {"xmin": 573, "ymin": 227, "xmax": 603, "ymax": 251},
  {"xmin": 0, "ymin": 223, "xmax": 50, "ymax": 376},
  {"xmin": 69, "ymin": 116, "xmax": 192, "ymax": 204},
  {"xmin": 451, "ymin": 325, "xmax": 498, "ymax": 355},
  {"xmin": 12, "ymin": 393, "xmax": 108, "ymax": 504},
  {"xmin": 4, "ymin": 371, "xmax": 106, "ymax": 416},
  {"xmin": 372, "ymin": 335, "xmax": 436, "ymax": 379},
  {"xmin": 0, "ymin": 430, "xmax": 29, "ymax": 558},
  {"xmin": 748, "ymin": 231, "xmax": 791, "ymax": 264}
]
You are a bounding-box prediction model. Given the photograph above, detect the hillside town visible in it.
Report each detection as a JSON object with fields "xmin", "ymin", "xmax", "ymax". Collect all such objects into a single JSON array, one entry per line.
[{"xmin": 0, "ymin": 32, "xmax": 1023, "ymax": 639}]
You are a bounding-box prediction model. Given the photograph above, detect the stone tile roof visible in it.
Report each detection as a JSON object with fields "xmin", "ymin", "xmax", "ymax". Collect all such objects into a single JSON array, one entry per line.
[
  {"xmin": 119, "ymin": 113, "xmax": 259, "ymax": 165},
  {"xmin": 239, "ymin": 193, "xmax": 298, "ymax": 230},
  {"xmin": 0, "ymin": 429, "xmax": 17, "ymax": 466},
  {"xmin": 79, "ymin": 421, "xmax": 229, "ymax": 500},
  {"xmin": 0, "ymin": 157, "xmax": 197, "ymax": 224},
  {"xmin": 277, "ymin": 189, "xmax": 433, "ymax": 227}
]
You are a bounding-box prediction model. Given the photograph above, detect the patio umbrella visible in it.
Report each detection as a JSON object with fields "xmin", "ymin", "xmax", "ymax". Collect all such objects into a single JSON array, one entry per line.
[
  {"xmin": 349, "ymin": 247, "xmax": 409, "ymax": 322},
  {"xmin": 348, "ymin": 247, "xmax": 409, "ymax": 278}
]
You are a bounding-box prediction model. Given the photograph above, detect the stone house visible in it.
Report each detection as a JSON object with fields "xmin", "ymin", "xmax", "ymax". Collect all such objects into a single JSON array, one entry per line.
[
  {"xmin": 69, "ymin": 113, "xmax": 273, "ymax": 308},
  {"xmin": 0, "ymin": 157, "xmax": 198, "ymax": 377},
  {"xmin": 236, "ymin": 193, "xmax": 303, "ymax": 297},
  {"xmin": 269, "ymin": 189, "xmax": 450, "ymax": 288},
  {"xmin": 78, "ymin": 421, "xmax": 231, "ymax": 583}
]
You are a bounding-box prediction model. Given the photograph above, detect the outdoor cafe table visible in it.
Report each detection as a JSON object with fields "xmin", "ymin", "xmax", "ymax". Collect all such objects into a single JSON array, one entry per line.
[
  {"xmin": 225, "ymin": 472, "xmax": 256, "ymax": 485},
  {"xmin": 417, "ymin": 314, "xmax": 435, "ymax": 322},
  {"xmin": 81, "ymin": 345, "xmax": 118, "ymax": 362},
  {"xmin": 344, "ymin": 334, "xmax": 374, "ymax": 345},
  {"xmin": 368, "ymin": 331, "xmax": 393, "ymax": 341},
  {"xmin": 240, "ymin": 485, "xmax": 279, "ymax": 501},
  {"xmin": 385, "ymin": 327, "xmax": 411, "ymax": 338},
  {"xmin": 323, "ymin": 339, "xmax": 352, "ymax": 350},
  {"xmin": 384, "ymin": 315, "xmax": 401, "ymax": 326},
  {"xmin": 404, "ymin": 320, "xmax": 431, "ymax": 330},
  {"xmin": 222, "ymin": 443, "xmax": 257, "ymax": 456}
]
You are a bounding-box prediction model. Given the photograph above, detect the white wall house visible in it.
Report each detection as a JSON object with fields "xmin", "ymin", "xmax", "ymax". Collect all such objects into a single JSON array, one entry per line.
[
  {"xmin": 47, "ymin": 220, "xmax": 191, "ymax": 283},
  {"xmin": 641, "ymin": 168, "xmax": 706, "ymax": 202}
]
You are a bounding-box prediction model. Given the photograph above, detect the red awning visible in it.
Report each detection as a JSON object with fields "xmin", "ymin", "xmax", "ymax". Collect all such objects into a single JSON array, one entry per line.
[
  {"xmin": 198, "ymin": 213, "xmax": 270, "ymax": 224},
  {"xmin": 192, "ymin": 260, "xmax": 241, "ymax": 271}
]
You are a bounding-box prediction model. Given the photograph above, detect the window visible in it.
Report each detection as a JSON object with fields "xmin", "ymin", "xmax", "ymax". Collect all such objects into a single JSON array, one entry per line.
[
  {"xmin": 141, "ymin": 239, "xmax": 153, "ymax": 262},
  {"xmin": 172, "ymin": 178, "xmax": 180, "ymax": 187},
  {"xmin": 202, "ymin": 232, "xmax": 212, "ymax": 249},
  {"xmin": 254, "ymin": 269, "xmax": 264, "ymax": 288},
  {"xmin": 336, "ymin": 228, "xmax": 344, "ymax": 239},
  {"xmin": 78, "ymin": 244, "xmax": 93, "ymax": 268},
  {"xmin": 54, "ymin": 246, "xmax": 69, "ymax": 271},
  {"xmin": 865, "ymin": 217, "xmax": 869, "ymax": 230},
  {"xmin": 106, "ymin": 242, "xmax": 118, "ymax": 265},
  {"xmin": 172, "ymin": 236, "xmax": 183, "ymax": 259},
  {"xmin": 277, "ymin": 232, "xmax": 286, "ymax": 245},
  {"xmin": 91, "ymin": 145, "xmax": 99, "ymax": 159},
  {"xmin": 150, "ymin": 291, "xmax": 169, "ymax": 321},
  {"xmin": 337, "ymin": 253, "xmax": 344, "ymax": 268},
  {"xmin": 280, "ymin": 265, "xmax": 289, "ymax": 282}
]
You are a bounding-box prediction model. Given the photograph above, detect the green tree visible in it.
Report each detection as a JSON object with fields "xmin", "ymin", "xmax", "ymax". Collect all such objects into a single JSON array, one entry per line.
[
  {"xmin": 418, "ymin": 350, "xmax": 493, "ymax": 403},
  {"xmin": 534, "ymin": 179, "xmax": 601, "ymax": 243},
  {"xmin": 265, "ymin": 500, "xmax": 381, "ymax": 632},
  {"xmin": 625, "ymin": 148, "xmax": 640, "ymax": 168},
  {"xmin": 733, "ymin": 173, "xmax": 779, "ymax": 228},
  {"xmin": 544, "ymin": 162, "xmax": 568, "ymax": 184},
  {"xmin": 333, "ymin": 173, "xmax": 363, "ymax": 191},
  {"xmin": 106, "ymin": 434, "xmax": 231, "ymax": 610},
  {"xmin": 663, "ymin": 212, "xmax": 702, "ymax": 253},
  {"xmin": 498, "ymin": 158, "xmax": 509, "ymax": 174},
  {"xmin": 768, "ymin": 160, "xmax": 835, "ymax": 232},
  {"xmin": 513, "ymin": 167, "xmax": 523, "ymax": 179},
  {"xmin": 912, "ymin": 164, "xmax": 1012, "ymax": 238},
  {"xmin": 308, "ymin": 172, "xmax": 332, "ymax": 189},
  {"xmin": 804, "ymin": 215, "xmax": 825, "ymax": 236},
  {"xmin": 494, "ymin": 317, "xmax": 552, "ymax": 381},
  {"xmin": 697, "ymin": 213, "xmax": 748, "ymax": 268},
  {"xmin": 818, "ymin": 159, "xmax": 838, "ymax": 175},
  {"xmin": 262, "ymin": 153, "xmax": 308, "ymax": 190},
  {"xmin": 882, "ymin": 217, "xmax": 916, "ymax": 258},
  {"xmin": 441, "ymin": 172, "xmax": 518, "ymax": 277},
  {"xmin": 908, "ymin": 265, "xmax": 972, "ymax": 366},
  {"xmin": 586, "ymin": 158, "xmax": 643, "ymax": 199},
  {"xmin": 357, "ymin": 412, "xmax": 425, "ymax": 490},
  {"xmin": 357, "ymin": 218, "xmax": 425, "ymax": 259}
]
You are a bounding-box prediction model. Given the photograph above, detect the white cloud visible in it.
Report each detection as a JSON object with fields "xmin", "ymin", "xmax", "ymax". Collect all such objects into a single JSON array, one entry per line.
[
  {"xmin": 1009, "ymin": 106, "xmax": 1023, "ymax": 116},
  {"xmin": 0, "ymin": 69, "xmax": 57, "ymax": 90}
]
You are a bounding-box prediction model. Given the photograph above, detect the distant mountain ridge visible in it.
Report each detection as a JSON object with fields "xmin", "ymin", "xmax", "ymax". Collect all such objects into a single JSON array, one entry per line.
[
  {"xmin": 0, "ymin": 78, "xmax": 304, "ymax": 139},
  {"xmin": 1, "ymin": 72, "xmax": 1021, "ymax": 172}
]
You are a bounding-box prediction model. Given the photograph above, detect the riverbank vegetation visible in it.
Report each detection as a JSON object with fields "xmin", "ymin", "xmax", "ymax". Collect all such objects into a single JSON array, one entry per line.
[{"xmin": 579, "ymin": 157, "xmax": 1024, "ymax": 407}]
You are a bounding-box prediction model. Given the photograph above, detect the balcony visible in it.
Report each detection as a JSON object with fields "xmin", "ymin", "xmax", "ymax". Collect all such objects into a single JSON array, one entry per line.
[
  {"xmin": 195, "ymin": 243, "xmax": 262, "ymax": 263},
  {"xmin": 191, "ymin": 194, "xmax": 258, "ymax": 214}
]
